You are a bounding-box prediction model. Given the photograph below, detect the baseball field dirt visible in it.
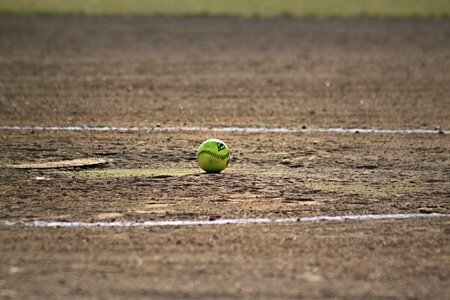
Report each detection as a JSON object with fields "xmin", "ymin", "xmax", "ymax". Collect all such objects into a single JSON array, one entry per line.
[{"xmin": 0, "ymin": 16, "xmax": 449, "ymax": 299}]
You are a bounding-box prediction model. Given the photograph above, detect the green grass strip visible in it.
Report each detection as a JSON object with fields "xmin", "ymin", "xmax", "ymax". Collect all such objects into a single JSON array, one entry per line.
[{"xmin": 1, "ymin": 0, "xmax": 449, "ymax": 17}]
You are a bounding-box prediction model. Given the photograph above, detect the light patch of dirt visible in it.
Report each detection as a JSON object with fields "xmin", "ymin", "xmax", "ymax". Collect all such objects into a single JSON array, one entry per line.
[{"xmin": 58, "ymin": 168, "xmax": 204, "ymax": 179}]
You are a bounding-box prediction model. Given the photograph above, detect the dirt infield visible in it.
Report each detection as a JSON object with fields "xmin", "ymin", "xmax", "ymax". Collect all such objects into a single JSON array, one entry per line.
[
  {"xmin": 1, "ymin": 130, "xmax": 449, "ymax": 222},
  {"xmin": 1, "ymin": 220, "xmax": 449, "ymax": 299},
  {"xmin": 0, "ymin": 16, "xmax": 449, "ymax": 129},
  {"xmin": 0, "ymin": 16, "xmax": 449, "ymax": 299}
]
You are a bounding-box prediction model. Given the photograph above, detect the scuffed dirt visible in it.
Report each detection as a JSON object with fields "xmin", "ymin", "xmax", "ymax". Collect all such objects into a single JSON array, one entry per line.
[{"xmin": 1, "ymin": 131, "xmax": 449, "ymax": 222}]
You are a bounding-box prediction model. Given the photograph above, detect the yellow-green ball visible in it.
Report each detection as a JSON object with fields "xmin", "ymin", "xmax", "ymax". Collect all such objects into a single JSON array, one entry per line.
[{"xmin": 197, "ymin": 139, "xmax": 231, "ymax": 173}]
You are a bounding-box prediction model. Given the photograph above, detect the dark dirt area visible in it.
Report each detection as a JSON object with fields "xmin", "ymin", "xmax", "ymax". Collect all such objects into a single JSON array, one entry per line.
[{"xmin": 0, "ymin": 16, "xmax": 449, "ymax": 299}]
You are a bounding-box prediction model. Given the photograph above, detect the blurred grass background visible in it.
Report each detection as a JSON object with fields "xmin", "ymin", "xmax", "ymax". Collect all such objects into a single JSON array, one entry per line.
[{"xmin": 0, "ymin": 0, "xmax": 449, "ymax": 17}]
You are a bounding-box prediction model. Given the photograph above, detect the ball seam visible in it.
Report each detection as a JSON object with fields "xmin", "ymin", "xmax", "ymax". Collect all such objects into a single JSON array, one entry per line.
[{"xmin": 197, "ymin": 150, "xmax": 229, "ymax": 160}]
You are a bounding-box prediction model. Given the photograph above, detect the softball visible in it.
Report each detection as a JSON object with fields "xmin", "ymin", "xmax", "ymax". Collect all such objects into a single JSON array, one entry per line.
[{"xmin": 197, "ymin": 139, "xmax": 231, "ymax": 173}]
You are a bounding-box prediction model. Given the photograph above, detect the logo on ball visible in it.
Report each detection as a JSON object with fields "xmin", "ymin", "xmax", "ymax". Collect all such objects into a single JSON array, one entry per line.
[{"xmin": 197, "ymin": 139, "xmax": 230, "ymax": 173}]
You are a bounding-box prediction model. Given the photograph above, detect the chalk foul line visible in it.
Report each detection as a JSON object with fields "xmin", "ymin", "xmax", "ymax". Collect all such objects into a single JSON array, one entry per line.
[
  {"xmin": 0, "ymin": 126, "xmax": 448, "ymax": 135},
  {"xmin": 1, "ymin": 213, "xmax": 448, "ymax": 228}
]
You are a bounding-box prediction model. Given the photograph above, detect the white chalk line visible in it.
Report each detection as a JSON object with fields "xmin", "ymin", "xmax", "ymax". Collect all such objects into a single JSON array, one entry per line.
[
  {"xmin": 1, "ymin": 213, "xmax": 448, "ymax": 228},
  {"xmin": 0, "ymin": 126, "xmax": 448, "ymax": 135}
]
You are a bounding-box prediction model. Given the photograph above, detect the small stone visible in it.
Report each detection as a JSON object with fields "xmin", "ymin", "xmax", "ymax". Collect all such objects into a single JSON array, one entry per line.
[
  {"xmin": 301, "ymin": 272, "xmax": 323, "ymax": 282},
  {"xmin": 9, "ymin": 266, "xmax": 21, "ymax": 274}
]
